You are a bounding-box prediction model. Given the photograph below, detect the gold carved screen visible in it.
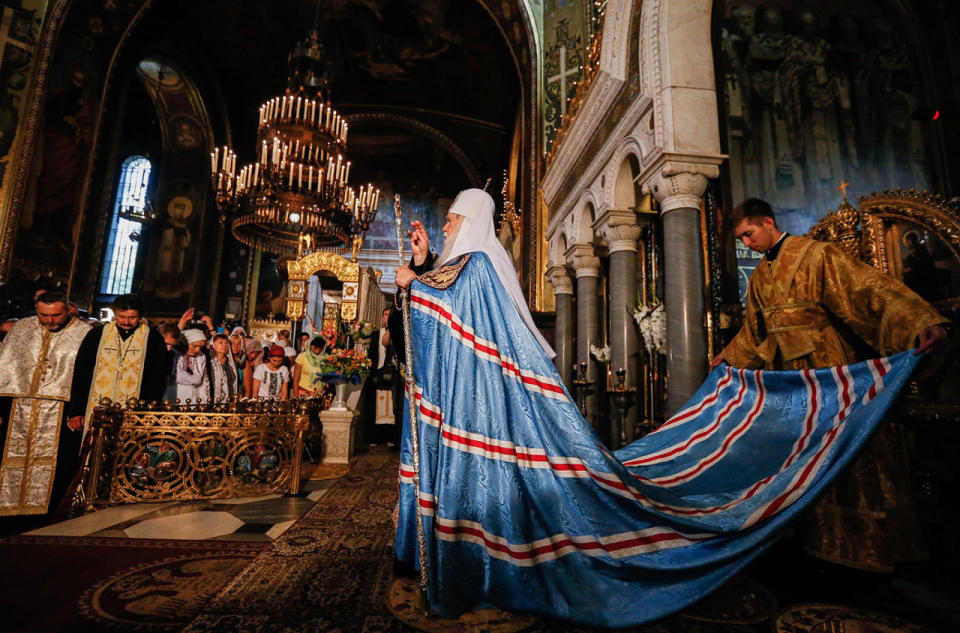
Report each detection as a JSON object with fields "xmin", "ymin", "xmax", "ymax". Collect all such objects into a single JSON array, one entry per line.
[
  {"xmin": 285, "ymin": 251, "xmax": 360, "ymax": 323},
  {"xmin": 83, "ymin": 399, "xmax": 311, "ymax": 507}
]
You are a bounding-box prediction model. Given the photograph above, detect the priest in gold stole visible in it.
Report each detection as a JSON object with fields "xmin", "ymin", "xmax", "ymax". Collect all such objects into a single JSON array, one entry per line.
[
  {"xmin": 0, "ymin": 291, "xmax": 90, "ymax": 519},
  {"xmin": 67, "ymin": 294, "xmax": 168, "ymax": 437},
  {"xmin": 716, "ymin": 198, "xmax": 949, "ymax": 571}
]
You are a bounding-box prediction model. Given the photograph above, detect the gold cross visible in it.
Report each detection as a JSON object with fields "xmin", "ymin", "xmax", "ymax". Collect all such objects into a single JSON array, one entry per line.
[{"xmin": 837, "ymin": 180, "xmax": 850, "ymax": 202}]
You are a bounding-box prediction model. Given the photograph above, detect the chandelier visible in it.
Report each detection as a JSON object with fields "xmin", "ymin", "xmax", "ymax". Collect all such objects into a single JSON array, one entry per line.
[{"xmin": 210, "ymin": 29, "xmax": 379, "ymax": 257}]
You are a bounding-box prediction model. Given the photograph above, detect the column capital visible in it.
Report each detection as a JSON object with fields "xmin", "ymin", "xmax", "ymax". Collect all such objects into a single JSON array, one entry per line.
[
  {"xmin": 545, "ymin": 265, "xmax": 574, "ymax": 295},
  {"xmin": 648, "ymin": 171, "xmax": 709, "ymax": 215},
  {"xmin": 565, "ymin": 243, "xmax": 601, "ymax": 278},
  {"xmin": 594, "ymin": 208, "xmax": 642, "ymax": 254}
]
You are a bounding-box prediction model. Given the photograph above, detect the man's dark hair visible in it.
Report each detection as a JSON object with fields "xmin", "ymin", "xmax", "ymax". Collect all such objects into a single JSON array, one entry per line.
[
  {"xmin": 35, "ymin": 290, "xmax": 68, "ymax": 306},
  {"xmin": 159, "ymin": 323, "xmax": 180, "ymax": 338},
  {"xmin": 726, "ymin": 198, "xmax": 777, "ymax": 232},
  {"xmin": 113, "ymin": 294, "xmax": 143, "ymax": 313}
]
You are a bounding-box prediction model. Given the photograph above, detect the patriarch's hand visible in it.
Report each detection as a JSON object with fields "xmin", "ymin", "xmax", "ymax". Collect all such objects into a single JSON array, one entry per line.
[
  {"xmin": 395, "ymin": 265, "xmax": 417, "ymax": 289},
  {"xmin": 408, "ymin": 221, "xmax": 429, "ymax": 266}
]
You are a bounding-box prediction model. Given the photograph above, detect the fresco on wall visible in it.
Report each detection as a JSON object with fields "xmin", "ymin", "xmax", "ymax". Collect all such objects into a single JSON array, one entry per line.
[
  {"xmin": 16, "ymin": 48, "xmax": 98, "ymax": 273},
  {"xmin": 717, "ymin": 0, "xmax": 935, "ymax": 300},
  {"xmin": 0, "ymin": 1, "xmax": 46, "ymax": 223},
  {"xmin": 543, "ymin": 0, "xmax": 591, "ymax": 150}
]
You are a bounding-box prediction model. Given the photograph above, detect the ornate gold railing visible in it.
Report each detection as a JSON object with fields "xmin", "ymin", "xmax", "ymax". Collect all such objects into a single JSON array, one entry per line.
[{"xmin": 83, "ymin": 398, "xmax": 316, "ymax": 509}]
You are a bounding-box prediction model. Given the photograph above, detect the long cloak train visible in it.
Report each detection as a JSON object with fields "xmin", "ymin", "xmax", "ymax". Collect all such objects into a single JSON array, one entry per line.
[{"xmin": 395, "ymin": 253, "xmax": 919, "ymax": 627}]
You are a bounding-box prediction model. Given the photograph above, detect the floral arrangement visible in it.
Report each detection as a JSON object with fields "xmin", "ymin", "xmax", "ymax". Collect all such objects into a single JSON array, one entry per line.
[
  {"xmin": 311, "ymin": 320, "xmax": 374, "ymax": 385},
  {"xmin": 590, "ymin": 344, "xmax": 611, "ymax": 363},
  {"xmin": 633, "ymin": 293, "xmax": 666, "ymax": 357},
  {"xmin": 315, "ymin": 347, "xmax": 372, "ymax": 385},
  {"xmin": 318, "ymin": 323, "xmax": 340, "ymax": 349},
  {"xmin": 349, "ymin": 320, "xmax": 377, "ymax": 341}
]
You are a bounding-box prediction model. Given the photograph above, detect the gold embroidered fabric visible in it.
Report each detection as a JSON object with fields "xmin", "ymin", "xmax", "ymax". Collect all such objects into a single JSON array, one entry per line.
[
  {"xmin": 722, "ymin": 234, "xmax": 946, "ymax": 570},
  {"xmin": 0, "ymin": 317, "xmax": 90, "ymax": 515},
  {"xmin": 723, "ymin": 235, "xmax": 946, "ymax": 370},
  {"xmin": 84, "ymin": 322, "xmax": 150, "ymax": 432},
  {"xmin": 417, "ymin": 254, "xmax": 472, "ymax": 290}
]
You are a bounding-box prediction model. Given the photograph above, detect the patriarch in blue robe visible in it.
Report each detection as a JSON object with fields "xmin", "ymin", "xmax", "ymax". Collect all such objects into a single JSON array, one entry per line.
[{"xmin": 393, "ymin": 189, "xmax": 923, "ymax": 627}]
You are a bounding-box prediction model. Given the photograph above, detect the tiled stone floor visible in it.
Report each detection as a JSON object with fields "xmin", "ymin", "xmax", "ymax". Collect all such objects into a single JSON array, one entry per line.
[{"xmin": 24, "ymin": 478, "xmax": 338, "ymax": 542}]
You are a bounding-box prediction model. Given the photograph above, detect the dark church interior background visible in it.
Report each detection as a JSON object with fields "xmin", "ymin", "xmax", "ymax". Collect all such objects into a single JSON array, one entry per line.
[
  {"xmin": 715, "ymin": 0, "xmax": 950, "ymax": 303},
  {"xmin": 0, "ymin": 0, "xmax": 522, "ymax": 320}
]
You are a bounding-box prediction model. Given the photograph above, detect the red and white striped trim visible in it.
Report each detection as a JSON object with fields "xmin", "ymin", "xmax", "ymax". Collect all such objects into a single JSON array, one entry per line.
[
  {"xmin": 862, "ymin": 357, "xmax": 890, "ymax": 404},
  {"xmin": 434, "ymin": 518, "xmax": 711, "ymax": 566},
  {"xmin": 636, "ymin": 372, "xmax": 766, "ymax": 487},
  {"xmin": 643, "ymin": 368, "xmax": 736, "ymax": 438},
  {"xmin": 745, "ymin": 364, "xmax": 866, "ymax": 526},
  {"xmin": 623, "ymin": 369, "xmax": 748, "ymax": 467},
  {"xmin": 410, "ymin": 291, "xmax": 568, "ymax": 402},
  {"xmin": 645, "ymin": 367, "xmax": 823, "ymax": 517}
]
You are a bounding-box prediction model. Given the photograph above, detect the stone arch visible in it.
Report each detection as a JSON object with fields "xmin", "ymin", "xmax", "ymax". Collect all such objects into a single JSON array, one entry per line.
[
  {"xmin": 639, "ymin": 0, "xmax": 721, "ymax": 157},
  {"xmin": 572, "ymin": 193, "xmax": 599, "ymax": 245},
  {"xmin": 608, "ymin": 138, "xmax": 644, "ymax": 210},
  {"xmin": 548, "ymin": 230, "xmax": 569, "ymax": 268}
]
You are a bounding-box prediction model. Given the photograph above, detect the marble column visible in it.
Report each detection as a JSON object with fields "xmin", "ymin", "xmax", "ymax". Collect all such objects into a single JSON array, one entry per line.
[
  {"xmin": 546, "ymin": 265, "xmax": 575, "ymax": 389},
  {"xmin": 567, "ymin": 243, "xmax": 601, "ymax": 425},
  {"xmin": 598, "ymin": 210, "xmax": 642, "ymax": 443},
  {"xmin": 651, "ymin": 172, "xmax": 709, "ymax": 415}
]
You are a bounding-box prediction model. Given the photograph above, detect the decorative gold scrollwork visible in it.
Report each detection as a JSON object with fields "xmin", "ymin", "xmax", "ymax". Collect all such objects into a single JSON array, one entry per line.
[
  {"xmin": 285, "ymin": 250, "xmax": 360, "ymax": 323},
  {"xmin": 84, "ymin": 398, "xmax": 317, "ymax": 508}
]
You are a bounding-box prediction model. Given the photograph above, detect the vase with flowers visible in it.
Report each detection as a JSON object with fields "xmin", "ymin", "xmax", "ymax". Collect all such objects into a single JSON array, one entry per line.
[{"xmin": 311, "ymin": 320, "xmax": 374, "ymax": 410}]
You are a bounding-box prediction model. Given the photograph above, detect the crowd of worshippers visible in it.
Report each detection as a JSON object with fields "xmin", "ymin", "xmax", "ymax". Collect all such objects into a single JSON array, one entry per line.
[
  {"xmin": 0, "ymin": 286, "xmax": 368, "ymax": 405},
  {"xmin": 0, "ymin": 285, "xmax": 400, "ymax": 527}
]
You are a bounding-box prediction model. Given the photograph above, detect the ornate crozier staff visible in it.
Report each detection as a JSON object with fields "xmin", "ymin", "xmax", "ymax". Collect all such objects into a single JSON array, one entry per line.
[{"xmin": 394, "ymin": 193, "xmax": 430, "ymax": 592}]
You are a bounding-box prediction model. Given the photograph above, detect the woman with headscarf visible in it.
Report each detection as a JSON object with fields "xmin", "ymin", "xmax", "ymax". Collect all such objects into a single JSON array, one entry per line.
[
  {"xmin": 253, "ymin": 344, "xmax": 289, "ymax": 400},
  {"xmin": 229, "ymin": 333, "xmax": 246, "ymax": 380},
  {"xmin": 175, "ymin": 328, "xmax": 209, "ymax": 402},
  {"xmin": 293, "ymin": 336, "xmax": 325, "ymax": 397},
  {"xmin": 207, "ymin": 333, "xmax": 240, "ymax": 402}
]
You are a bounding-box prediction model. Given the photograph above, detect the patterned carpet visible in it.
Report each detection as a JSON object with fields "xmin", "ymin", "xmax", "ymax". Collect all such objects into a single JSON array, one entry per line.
[
  {"xmin": 0, "ymin": 536, "xmax": 265, "ymax": 632},
  {"xmin": 179, "ymin": 448, "xmax": 781, "ymax": 633},
  {"xmin": 181, "ymin": 447, "xmax": 404, "ymax": 633},
  {"xmin": 5, "ymin": 451, "xmax": 949, "ymax": 633}
]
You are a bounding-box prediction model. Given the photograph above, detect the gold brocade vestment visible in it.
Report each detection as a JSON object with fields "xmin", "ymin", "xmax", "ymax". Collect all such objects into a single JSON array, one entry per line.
[
  {"xmin": 722, "ymin": 235, "xmax": 946, "ymax": 571},
  {"xmin": 84, "ymin": 321, "xmax": 150, "ymax": 433},
  {"xmin": 0, "ymin": 317, "xmax": 91, "ymax": 515}
]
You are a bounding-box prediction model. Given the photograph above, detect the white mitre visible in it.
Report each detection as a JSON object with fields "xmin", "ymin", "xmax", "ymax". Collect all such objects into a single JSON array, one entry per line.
[{"xmin": 441, "ymin": 188, "xmax": 556, "ymax": 359}]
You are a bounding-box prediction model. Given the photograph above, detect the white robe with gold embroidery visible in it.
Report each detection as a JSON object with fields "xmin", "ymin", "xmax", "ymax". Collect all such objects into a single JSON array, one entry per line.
[{"xmin": 0, "ymin": 317, "xmax": 91, "ymax": 515}]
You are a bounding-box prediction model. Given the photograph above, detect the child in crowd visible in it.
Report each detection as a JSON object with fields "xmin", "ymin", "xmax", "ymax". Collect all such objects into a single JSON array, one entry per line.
[{"xmin": 252, "ymin": 344, "xmax": 289, "ymax": 400}]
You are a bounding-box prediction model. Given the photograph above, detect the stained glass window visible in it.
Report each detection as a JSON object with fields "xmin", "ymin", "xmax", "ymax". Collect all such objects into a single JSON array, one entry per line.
[{"xmin": 100, "ymin": 155, "xmax": 151, "ymax": 295}]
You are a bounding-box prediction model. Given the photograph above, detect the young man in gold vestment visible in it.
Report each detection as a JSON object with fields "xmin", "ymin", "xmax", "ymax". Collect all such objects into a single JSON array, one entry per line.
[{"xmin": 714, "ymin": 198, "xmax": 949, "ymax": 571}]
